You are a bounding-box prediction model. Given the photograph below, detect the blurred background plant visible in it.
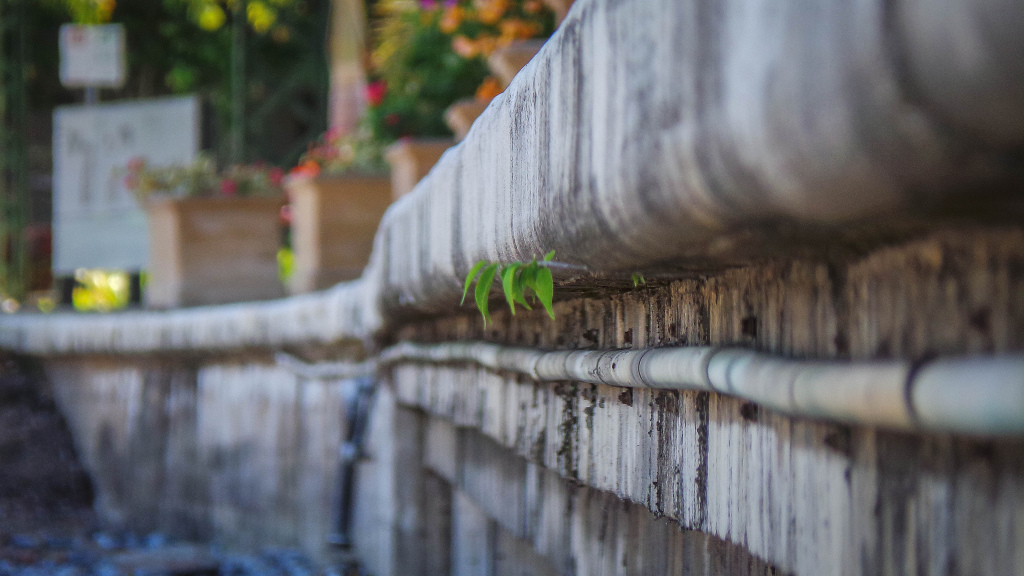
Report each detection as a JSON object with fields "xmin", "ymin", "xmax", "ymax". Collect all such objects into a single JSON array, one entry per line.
[
  {"xmin": 0, "ymin": 0, "xmax": 329, "ymax": 308},
  {"xmin": 364, "ymin": 0, "xmax": 554, "ymax": 142},
  {"xmin": 66, "ymin": 269, "xmax": 130, "ymax": 312},
  {"xmin": 122, "ymin": 154, "xmax": 285, "ymax": 200},
  {"xmin": 3, "ymin": 0, "xmax": 555, "ymax": 310},
  {"xmin": 43, "ymin": 0, "xmax": 117, "ymax": 24},
  {"xmin": 33, "ymin": 0, "xmax": 331, "ymax": 167},
  {"xmin": 289, "ymin": 123, "xmax": 390, "ymax": 179}
]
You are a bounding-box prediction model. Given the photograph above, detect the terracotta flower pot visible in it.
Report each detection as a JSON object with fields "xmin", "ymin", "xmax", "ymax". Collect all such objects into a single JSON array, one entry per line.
[
  {"xmin": 445, "ymin": 98, "xmax": 492, "ymax": 142},
  {"xmin": 285, "ymin": 173, "xmax": 393, "ymax": 294},
  {"xmin": 144, "ymin": 196, "xmax": 286, "ymax": 308},
  {"xmin": 385, "ymin": 138, "xmax": 454, "ymax": 200}
]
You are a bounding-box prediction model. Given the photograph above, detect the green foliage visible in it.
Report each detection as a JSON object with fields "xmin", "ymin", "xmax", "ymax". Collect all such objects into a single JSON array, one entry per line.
[
  {"xmin": 474, "ymin": 262, "xmax": 499, "ymax": 323},
  {"xmin": 41, "ymin": 0, "xmax": 116, "ymax": 24},
  {"xmin": 277, "ymin": 247, "xmax": 294, "ymax": 283},
  {"xmin": 30, "ymin": 0, "xmax": 330, "ymax": 167},
  {"xmin": 463, "ymin": 251, "xmax": 556, "ymax": 325},
  {"xmin": 367, "ymin": 6, "xmax": 488, "ymax": 140},
  {"xmin": 120, "ymin": 153, "xmax": 285, "ymax": 199},
  {"xmin": 462, "ymin": 252, "xmax": 651, "ymax": 325},
  {"xmin": 164, "ymin": 0, "xmax": 301, "ymax": 34},
  {"xmin": 366, "ymin": 0, "xmax": 555, "ymax": 141},
  {"xmin": 71, "ymin": 269, "xmax": 130, "ymax": 312},
  {"xmin": 292, "ymin": 123, "xmax": 390, "ymax": 178}
]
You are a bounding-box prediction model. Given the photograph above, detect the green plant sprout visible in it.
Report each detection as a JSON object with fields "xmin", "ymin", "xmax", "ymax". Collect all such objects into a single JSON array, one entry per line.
[
  {"xmin": 462, "ymin": 252, "xmax": 650, "ymax": 325},
  {"xmin": 462, "ymin": 251, "xmax": 557, "ymax": 325}
]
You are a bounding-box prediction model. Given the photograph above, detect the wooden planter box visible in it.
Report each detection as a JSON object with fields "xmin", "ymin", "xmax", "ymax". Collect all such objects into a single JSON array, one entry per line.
[
  {"xmin": 144, "ymin": 196, "xmax": 286, "ymax": 308},
  {"xmin": 385, "ymin": 139, "xmax": 454, "ymax": 200},
  {"xmin": 445, "ymin": 98, "xmax": 491, "ymax": 141},
  {"xmin": 285, "ymin": 173, "xmax": 393, "ymax": 294}
]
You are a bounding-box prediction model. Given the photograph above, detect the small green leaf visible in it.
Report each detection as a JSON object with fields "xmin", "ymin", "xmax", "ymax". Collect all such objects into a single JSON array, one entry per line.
[
  {"xmin": 520, "ymin": 262, "xmax": 538, "ymax": 303},
  {"xmin": 475, "ymin": 263, "xmax": 499, "ymax": 325},
  {"xmin": 535, "ymin": 266, "xmax": 554, "ymax": 319},
  {"xmin": 512, "ymin": 273, "xmax": 532, "ymax": 310},
  {"xmin": 631, "ymin": 273, "xmax": 646, "ymax": 287},
  {"xmin": 501, "ymin": 263, "xmax": 521, "ymax": 314},
  {"xmin": 544, "ymin": 250, "xmax": 555, "ymax": 261},
  {"xmin": 462, "ymin": 261, "xmax": 488, "ymax": 305}
]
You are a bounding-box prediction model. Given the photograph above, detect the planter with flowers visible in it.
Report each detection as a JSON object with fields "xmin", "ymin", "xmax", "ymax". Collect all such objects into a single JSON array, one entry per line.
[
  {"xmin": 284, "ymin": 129, "xmax": 392, "ymax": 294},
  {"xmin": 124, "ymin": 156, "xmax": 287, "ymax": 308},
  {"xmin": 365, "ymin": 0, "xmax": 556, "ymax": 194}
]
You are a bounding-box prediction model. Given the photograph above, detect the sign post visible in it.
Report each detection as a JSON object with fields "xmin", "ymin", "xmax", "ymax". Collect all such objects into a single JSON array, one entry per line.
[{"xmin": 58, "ymin": 24, "xmax": 126, "ymax": 103}]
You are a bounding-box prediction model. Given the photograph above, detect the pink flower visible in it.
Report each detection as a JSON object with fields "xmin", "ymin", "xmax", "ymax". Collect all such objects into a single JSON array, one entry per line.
[
  {"xmin": 269, "ymin": 167, "xmax": 285, "ymax": 186},
  {"xmin": 279, "ymin": 205, "xmax": 292, "ymax": 225},
  {"xmin": 126, "ymin": 156, "xmax": 145, "ymax": 172},
  {"xmin": 419, "ymin": 0, "xmax": 438, "ymax": 9},
  {"xmin": 365, "ymin": 80, "xmax": 387, "ymax": 107},
  {"xmin": 220, "ymin": 178, "xmax": 238, "ymax": 196},
  {"xmin": 123, "ymin": 175, "xmax": 139, "ymax": 190},
  {"xmin": 444, "ymin": 0, "xmax": 458, "ymax": 6}
]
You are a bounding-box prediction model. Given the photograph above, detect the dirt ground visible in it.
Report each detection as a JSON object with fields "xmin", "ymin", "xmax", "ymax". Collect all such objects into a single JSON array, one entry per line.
[{"xmin": 0, "ymin": 353, "xmax": 95, "ymax": 538}]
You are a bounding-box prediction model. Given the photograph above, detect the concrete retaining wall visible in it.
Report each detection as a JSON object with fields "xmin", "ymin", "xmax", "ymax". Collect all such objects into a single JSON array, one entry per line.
[
  {"xmin": 19, "ymin": 227, "xmax": 1024, "ymax": 574},
  {"xmin": 366, "ymin": 228, "xmax": 1024, "ymax": 575},
  {"xmin": 4, "ymin": 0, "xmax": 1024, "ymax": 572},
  {"xmin": 41, "ymin": 357, "xmax": 348, "ymax": 562}
]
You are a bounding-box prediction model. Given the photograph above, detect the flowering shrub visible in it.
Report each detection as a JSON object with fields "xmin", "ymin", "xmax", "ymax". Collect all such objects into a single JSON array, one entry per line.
[
  {"xmin": 122, "ymin": 154, "xmax": 285, "ymax": 200},
  {"xmin": 47, "ymin": 0, "xmax": 117, "ymax": 24},
  {"xmin": 289, "ymin": 125, "xmax": 390, "ymax": 179},
  {"xmin": 365, "ymin": 0, "xmax": 555, "ymax": 141},
  {"xmin": 173, "ymin": 0, "xmax": 298, "ymax": 34},
  {"xmin": 46, "ymin": 0, "xmax": 295, "ymax": 33}
]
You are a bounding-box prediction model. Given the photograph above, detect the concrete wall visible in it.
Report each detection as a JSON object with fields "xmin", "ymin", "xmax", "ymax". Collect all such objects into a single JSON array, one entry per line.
[
  {"xmin": 360, "ymin": 227, "xmax": 1024, "ymax": 575},
  {"xmin": 23, "ymin": 226, "xmax": 1024, "ymax": 574},
  {"xmin": 42, "ymin": 356, "xmax": 348, "ymax": 562},
  {"xmin": 4, "ymin": 0, "xmax": 1024, "ymax": 572}
]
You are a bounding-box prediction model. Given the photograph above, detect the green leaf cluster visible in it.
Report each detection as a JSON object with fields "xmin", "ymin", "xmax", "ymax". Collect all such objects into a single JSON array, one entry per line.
[
  {"xmin": 366, "ymin": 0, "xmax": 555, "ymax": 142},
  {"xmin": 367, "ymin": 5, "xmax": 490, "ymax": 140},
  {"xmin": 462, "ymin": 251, "xmax": 556, "ymax": 325}
]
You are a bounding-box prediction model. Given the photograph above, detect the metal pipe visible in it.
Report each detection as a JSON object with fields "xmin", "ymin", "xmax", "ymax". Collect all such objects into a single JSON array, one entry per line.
[
  {"xmin": 375, "ymin": 341, "xmax": 1024, "ymax": 436},
  {"xmin": 274, "ymin": 351, "xmax": 375, "ymax": 380},
  {"xmin": 328, "ymin": 376, "xmax": 375, "ymax": 549}
]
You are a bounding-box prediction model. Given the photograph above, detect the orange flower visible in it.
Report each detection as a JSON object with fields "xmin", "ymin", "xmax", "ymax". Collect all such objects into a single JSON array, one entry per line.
[
  {"xmin": 452, "ymin": 35, "xmax": 479, "ymax": 58},
  {"xmin": 499, "ymin": 18, "xmax": 541, "ymax": 42},
  {"xmin": 440, "ymin": 5, "xmax": 464, "ymax": 33},
  {"xmin": 288, "ymin": 159, "xmax": 321, "ymax": 179},
  {"xmin": 475, "ymin": 76, "xmax": 503, "ymax": 100},
  {"xmin": 475, "ymin": 34, "xmax": 499, "ymax": 56},
  {"xmin": 474, "ymin": 0, "xmax": 508, "ymax": 24}
]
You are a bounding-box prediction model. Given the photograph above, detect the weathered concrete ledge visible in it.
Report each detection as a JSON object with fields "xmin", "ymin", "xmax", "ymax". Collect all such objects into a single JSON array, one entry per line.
[
  {"xmin": 0, "ymin": 282, "xmax": 372, "ymax": 355},
  {"xmin": 3, "ymin": 0, "xmax": 1024, "ymax": 573},
  {"xmin": 371, "ymin": 228, "xmax": 1024, "ymax": 575},
  {"xmin": 3, "ymin": 0, "xmax": 1024, "ymax": 355}
]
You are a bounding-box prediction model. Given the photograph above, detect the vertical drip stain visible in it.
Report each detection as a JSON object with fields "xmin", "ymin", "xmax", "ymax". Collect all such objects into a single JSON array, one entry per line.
[{"xmin": 694, "ymin": 390, "xmax": 710, "ymax": 530}]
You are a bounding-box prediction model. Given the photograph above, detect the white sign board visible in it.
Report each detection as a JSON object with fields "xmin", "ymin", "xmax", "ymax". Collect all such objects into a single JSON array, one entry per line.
[
  {"xmin": 53, "ymin": 95, "xmax": 200, "ymax": 273},
  {"xmin": 59, "ymin": 24, "xmax": 126, "ymax": 88}
]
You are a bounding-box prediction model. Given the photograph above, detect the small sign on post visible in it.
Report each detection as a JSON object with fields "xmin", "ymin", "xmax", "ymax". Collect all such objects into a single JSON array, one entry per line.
[{"xmin": 59, "ymin": 24, "xmax": 126, "ymax": 89}]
